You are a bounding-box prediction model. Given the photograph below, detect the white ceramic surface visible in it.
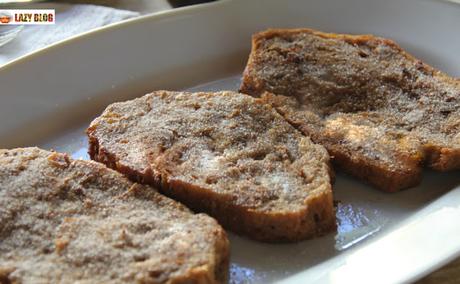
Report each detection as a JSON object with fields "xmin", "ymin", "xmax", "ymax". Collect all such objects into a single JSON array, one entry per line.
[{"xmin": 1, "ymin": 0, "xmax": 459, "ymax": 283}]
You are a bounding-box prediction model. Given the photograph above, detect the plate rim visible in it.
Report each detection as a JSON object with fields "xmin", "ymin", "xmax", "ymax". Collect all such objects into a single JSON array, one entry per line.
[
  {"xmin": 0, "ymin": 0, "xmax": 231, "ymax": 72},
  {"xmin": 1, "ymin": 0, "xmax": 459, "ymax": 283}
]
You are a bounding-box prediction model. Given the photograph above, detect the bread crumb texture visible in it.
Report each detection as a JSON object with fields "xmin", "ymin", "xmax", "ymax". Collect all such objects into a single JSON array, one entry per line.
[
  {"xmin": 0, "ymin": 147, "xmax": 229, "ymax": 284},
  {"xmin": 240, "ymin": 28, "xmax": 460, "ymax": 192},
  {"xmin": 87, "ymin": 91, "xmax": 335, "ymax": 242}
]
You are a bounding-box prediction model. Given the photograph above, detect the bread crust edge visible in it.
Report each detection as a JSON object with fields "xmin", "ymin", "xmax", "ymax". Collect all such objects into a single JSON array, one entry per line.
[
  {"xmin": 240, "ymin": 28, "xmax": 460, "ymax": 192},
  {"xmin": 87, "ymin": 128, "xmax": 336, "ymax": 243}
]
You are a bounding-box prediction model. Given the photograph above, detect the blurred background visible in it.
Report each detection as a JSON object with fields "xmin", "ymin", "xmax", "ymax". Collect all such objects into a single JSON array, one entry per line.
[{"xmin": 0, "ymin": 0, "xmax": 216, "ymax": 65}]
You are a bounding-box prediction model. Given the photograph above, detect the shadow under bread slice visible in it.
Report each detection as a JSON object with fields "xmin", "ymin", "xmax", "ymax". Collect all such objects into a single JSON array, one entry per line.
[
  {"xmin": 0, "ymin": 147, "xmax": 228, "ymax": 284},
  {"xmin": 87, "ymin": 91, "xmax": 335, "ymax": 242},
  {"xmin": 240, "ymin": 28, "xmax": 460, "ymax": 192}
]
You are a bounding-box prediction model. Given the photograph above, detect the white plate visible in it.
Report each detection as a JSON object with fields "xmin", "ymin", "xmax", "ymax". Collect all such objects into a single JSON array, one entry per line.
[{"xmin": 1, "ymin": 0, "xmax": 459, "ymax": 283}]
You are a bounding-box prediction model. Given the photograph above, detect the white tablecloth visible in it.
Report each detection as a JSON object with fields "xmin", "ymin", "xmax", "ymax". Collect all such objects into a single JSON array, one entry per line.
[{"xmin": 0, "ymin": 0, "xmax": 172, "ymax": 66}]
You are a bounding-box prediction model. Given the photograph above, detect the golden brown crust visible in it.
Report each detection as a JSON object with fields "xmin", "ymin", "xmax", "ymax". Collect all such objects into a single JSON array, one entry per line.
[
  {"xmin": 160, "ymin": 178, "xmax": 335, "ymax": 242},
  {"xmin": 240, "ymin": 28, "xmax": 460, "ymax": 192},
  {"xmin": 87, "ymin": 91, "xmax": 336, "ymax": 242},
  {"xmin": 0, "ymin": 147, "xmax": 229, "ymax": 284}
]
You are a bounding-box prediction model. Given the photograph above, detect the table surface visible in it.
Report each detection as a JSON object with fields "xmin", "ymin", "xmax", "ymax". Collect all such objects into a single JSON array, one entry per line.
[
  {"xmin": 418, "ymin": 257, "xmax": 460, "ymax": 283},
  {"xmin": 1, "ymin": 0, "xmax": 459, "ymax": 282}
]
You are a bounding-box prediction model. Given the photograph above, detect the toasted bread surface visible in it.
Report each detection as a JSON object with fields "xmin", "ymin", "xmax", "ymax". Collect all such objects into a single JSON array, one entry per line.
[
  {"xmin": 87, "ymin": 91, "xmax": 335, "ymax": 242},
  {"xmin": 240, "ymin": 28, "xmax": 460, "ymax": 192},
  {"xmin": 0, "ymin": 147, "xmax": 229, "ymax": 283}
]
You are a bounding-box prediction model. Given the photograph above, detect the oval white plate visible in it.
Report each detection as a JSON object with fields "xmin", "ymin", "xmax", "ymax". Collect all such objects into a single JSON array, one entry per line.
[{"xmin": 1, "ymin": 0, "xmax": 459, "ymax": 283}]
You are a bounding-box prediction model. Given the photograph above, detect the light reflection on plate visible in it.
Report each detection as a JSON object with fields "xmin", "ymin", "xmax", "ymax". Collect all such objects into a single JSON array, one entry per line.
[
  {"xmin": 335, "ymin": 203, "xmax": 386, "ymax": 250},
  {"xmin": 71, "ymin": 147, "xmax": 89, "ymax": 160}
]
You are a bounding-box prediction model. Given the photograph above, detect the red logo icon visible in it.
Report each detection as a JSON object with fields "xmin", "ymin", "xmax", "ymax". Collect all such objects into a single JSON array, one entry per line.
[{"xmin": 0, "ymin": 13, "xmax": 11, "ymax": 24}]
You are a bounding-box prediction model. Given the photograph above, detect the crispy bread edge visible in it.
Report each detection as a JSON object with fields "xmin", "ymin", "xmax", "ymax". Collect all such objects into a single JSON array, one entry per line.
[
  {"xmin": 87, "ymin": 118, "xmax": 336, "ymax": 243},
  {"xmin": 86, "ymin": 130, "xmax": 230, "ymax": 282},
  {"xmin": 240, "ymin": 28, "xmax": 460, "ymax": 192}
]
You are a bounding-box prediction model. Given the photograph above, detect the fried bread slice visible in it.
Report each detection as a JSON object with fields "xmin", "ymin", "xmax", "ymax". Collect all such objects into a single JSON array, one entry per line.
[
  {"xmin": 87, "ymin": 91, "xmax": 335, "ymax": 242},
  {"xmin": 0, "ymin": 147, "xmax": 229, "ymax": 283},
  {"xmin": 240, "ymin": 28, "xmax": 460, "ymax": 192}
]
